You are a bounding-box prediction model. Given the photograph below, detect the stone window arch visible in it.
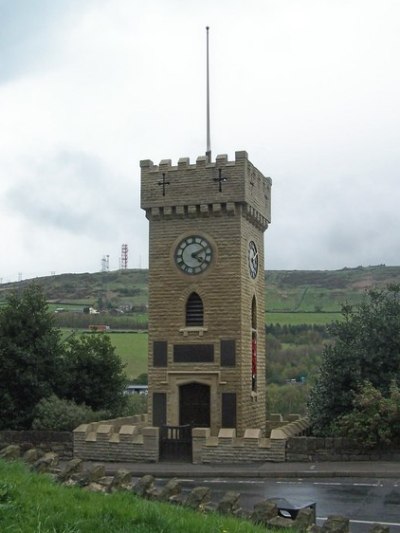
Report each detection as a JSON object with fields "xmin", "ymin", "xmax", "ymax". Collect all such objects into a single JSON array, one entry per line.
[{"xmin": 186, "ymin": 292, "xmax": 204, "ymax": 326}]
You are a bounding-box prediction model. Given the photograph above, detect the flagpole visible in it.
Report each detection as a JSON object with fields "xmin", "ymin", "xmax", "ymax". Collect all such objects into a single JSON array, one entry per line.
[{"xmin": 206, "ymin": 26, "xmax": 211, "ymax": 163}]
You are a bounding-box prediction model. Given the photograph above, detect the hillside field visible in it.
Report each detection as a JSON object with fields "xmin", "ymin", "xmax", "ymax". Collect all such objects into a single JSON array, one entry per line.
[
  {"xmin": 2, "ymin": 265, "xmax": 399, "ymax": 314},
  {"xmin": 3, "ymin": 265, "xmax": 400, "ymax": 380}
]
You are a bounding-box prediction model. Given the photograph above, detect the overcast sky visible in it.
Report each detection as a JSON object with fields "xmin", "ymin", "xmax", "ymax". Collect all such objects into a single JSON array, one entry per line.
[{"xmin": 1, "ymin": 0, "xmax": 399, "ymax": 282}]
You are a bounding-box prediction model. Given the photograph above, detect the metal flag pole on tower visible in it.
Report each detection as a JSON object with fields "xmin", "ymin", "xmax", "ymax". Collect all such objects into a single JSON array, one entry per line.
[{"xmin": 205, "ymin": 26, "xmax": 211, "ymax": 163}]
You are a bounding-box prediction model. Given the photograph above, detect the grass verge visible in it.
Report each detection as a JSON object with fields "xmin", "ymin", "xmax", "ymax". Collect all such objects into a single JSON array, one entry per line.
[{"xmin": 0, "ymin": 460, "xmax": 288, "ymax": 533}]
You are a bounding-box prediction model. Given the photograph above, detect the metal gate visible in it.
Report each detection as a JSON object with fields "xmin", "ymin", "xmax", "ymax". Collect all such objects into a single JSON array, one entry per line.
[{"xmin": 159, "ymin": 424, "xmax": 192, "ymax": 462}]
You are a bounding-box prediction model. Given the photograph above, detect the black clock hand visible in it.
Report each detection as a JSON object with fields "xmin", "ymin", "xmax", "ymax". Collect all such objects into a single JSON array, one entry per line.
[{"xmin": 191, "ymin": 248, "xmax": 205, "ymax": 262}]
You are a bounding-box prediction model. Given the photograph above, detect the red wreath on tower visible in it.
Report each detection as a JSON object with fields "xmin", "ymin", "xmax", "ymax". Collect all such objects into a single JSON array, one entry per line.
[{"xmin": 251, "ymin": 337, "xmax": 257, "ymax": 377}]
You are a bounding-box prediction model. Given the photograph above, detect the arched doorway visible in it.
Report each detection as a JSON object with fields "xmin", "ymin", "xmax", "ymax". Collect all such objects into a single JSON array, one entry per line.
[{"xmin": 179, "ymin": 382, "xmax": 210, "ymax": 427}]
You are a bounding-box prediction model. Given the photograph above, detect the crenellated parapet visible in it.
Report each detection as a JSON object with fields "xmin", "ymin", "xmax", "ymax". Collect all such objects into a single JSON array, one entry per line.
[
  {"xmin": 73, "ymin": 416, "xmax": 159, "ymax": 463},
  {"xmin": 192, "ymin": 427, "xmax": 285, "ymax": 464},
  {"xmin": 140, "ymin": 151, "xmax": 271, "ymax": 231},
  {"xmin": 191, "ymin": 418, "xmax": 309, "ymax": 463},
  {"xmin": 73, "ymin": 415, "xmax": 308, "ymax": 464}
]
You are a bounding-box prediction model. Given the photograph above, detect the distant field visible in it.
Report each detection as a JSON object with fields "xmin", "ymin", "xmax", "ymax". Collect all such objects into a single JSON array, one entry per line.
[
  {"xmin": 266, "ymin": 312, "xmax": 342, "ymax": 325},
  {"xmin": 60, "ymin": 329, "xmax": 148, "ymax": 380},
  {"xmin": 108, "ymin": 332, "xmax": 148, "ymax": 379},
  {"xmin": 48, "ymin": 303, "xmax": 86, "ymax": 312},
  {"xmin": 266, "ymin": 287, "xmax": 366, "ymax": 313}
]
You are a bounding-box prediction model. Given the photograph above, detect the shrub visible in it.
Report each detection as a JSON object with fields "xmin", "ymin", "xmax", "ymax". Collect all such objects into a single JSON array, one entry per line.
[
  {"xmin": 335, "ymin": 381, "xmax": 400, "ymax": 448},
  {"xmin": 32, "ymin": 395, "xmax": 110, "ymax": 431},
  {"xmin": 119, "ymin": 394, "xmax": 148, "ymax": 417}
]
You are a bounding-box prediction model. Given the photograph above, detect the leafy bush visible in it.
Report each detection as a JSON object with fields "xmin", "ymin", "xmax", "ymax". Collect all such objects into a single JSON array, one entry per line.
[
  {"xmin": 32, "ymin": 395, "xmax": 110, "ymax": 431},
  {"xmin": 335, "ymin": 381, "xmax": 400, "ymax": 448},
  {"xmin": 119, "ymin": 394, "xmax": 148, "ymax": 417},
  {"xmin": 132, "ymin": 372, "xmax": 148, "ymax": 385}
]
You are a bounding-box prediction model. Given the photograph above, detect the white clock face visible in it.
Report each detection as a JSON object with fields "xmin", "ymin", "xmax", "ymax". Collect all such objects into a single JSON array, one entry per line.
[
  {"xmin": 248, "ymin": 241, "xmax": 258, "ymax": 279},
  {"xmin": 175, "ymin": 235, "xmax": 213, "ymax": 275}
]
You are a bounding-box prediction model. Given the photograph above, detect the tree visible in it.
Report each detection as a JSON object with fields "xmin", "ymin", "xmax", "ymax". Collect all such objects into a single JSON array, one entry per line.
[
  {"xmin": 62, "ymin": 334, "xmax": 127, "ymax": 415},
  {"xmin": 0, "ymin": 284, "xmax": 64, "ymax": 429},
  {"xmin": 0, "ymin": 284, "xmax": 129, "ymax": 430},
  {"xmin": 309, "ymin": 285, "xmax": 400, "ymax": 435}
]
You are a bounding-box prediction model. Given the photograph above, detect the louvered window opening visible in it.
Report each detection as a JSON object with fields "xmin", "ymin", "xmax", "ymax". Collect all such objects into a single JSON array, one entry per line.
[{"xmin": 186, "ymin": 293, "xmax": 204, "ymax": 326}]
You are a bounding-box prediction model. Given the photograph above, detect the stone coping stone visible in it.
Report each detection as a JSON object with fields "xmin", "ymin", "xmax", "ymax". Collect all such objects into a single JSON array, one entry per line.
[
  {"xmin": 218, "ymin": 429, "xmax": 236, "ymax": 439},
  {"xmin": 244, "ymin": 429, "xmax": 261, "ymax": 439}
]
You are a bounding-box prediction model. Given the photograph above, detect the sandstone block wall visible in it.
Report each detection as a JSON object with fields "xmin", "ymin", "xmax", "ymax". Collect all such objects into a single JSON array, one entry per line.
[
  {"xmin": 192, "ymin": 428, "xmax": 286, "ymax": 463},
  {"xmin": 73, "ymin": 416, "xmax": 309, "ymax": 464},
  {"xmin": 0, "ymin": 430, "xmax": 73, "ymax": 459},
  {"xmin": 73, "ymin": 422, "xmax": 159, "ymax": 463},
  {"xmin": 287, "ymin": 436, "xmax": 400, "ymax": 462}
]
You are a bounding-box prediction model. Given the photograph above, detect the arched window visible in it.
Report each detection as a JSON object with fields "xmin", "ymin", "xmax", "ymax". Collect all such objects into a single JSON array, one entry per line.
[{"xmin": 186, "ymin": 292, "xmax": 204, "ymax": 326}]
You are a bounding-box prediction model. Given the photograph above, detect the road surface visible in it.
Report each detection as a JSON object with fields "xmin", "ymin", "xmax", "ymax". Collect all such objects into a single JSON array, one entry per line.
[{"xmin": 160, "ymin": 476, "xmax": 400, "ymax": 532}]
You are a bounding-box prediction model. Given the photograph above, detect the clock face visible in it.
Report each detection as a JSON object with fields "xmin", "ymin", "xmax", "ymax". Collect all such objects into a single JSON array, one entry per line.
[
  {"xmin": 175, "ymin": 235, "xmax": 213, "ymax": 275},
  {"xmin": 248, "ymin": 241, "xmax": 258, "ymax": 279}
]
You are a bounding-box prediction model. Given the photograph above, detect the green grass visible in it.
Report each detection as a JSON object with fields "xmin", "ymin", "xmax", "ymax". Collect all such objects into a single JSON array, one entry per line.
[
  {"xmin": 0, "ymin": 459, "xmax": 281, "ymax": 533},
  {"xmin": 48, "ymin": 303, "xmax": 87, "ymax": 312},
  {"xmin": 266, "ymin": 312, "xmax": 342, "ymax": 326},
  {"xmin": 107, "ymin": 332, "xmax": 148, "ymax": 379}
]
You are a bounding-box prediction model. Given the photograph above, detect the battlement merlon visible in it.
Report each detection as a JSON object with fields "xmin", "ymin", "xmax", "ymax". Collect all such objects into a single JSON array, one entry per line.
[{"xmin": 140, "ymin": 151, "xmax": 272, "ymax": 225}]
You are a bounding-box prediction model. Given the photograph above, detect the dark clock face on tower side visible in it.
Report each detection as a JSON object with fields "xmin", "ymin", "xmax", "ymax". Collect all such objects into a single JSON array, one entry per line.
[
  {"xmin": 175, "ymin": 235, "xmax": 213, "ymax": 275},
  {"xmin": 248, "ymin": 240, "xmax": 258, "ymax": 279}
]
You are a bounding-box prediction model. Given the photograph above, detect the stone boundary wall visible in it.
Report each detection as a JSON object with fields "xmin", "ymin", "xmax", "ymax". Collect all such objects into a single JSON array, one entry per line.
[
  {"xmin": 266, "ymin": 413, "xmax": 308, "ymax": 434},
  {"xmin": 73, "ymin": 415, "xmax": 309, "ymax": 463},
  {"xmin": 0, "ymin": 430, "xmax": 73, "ymax": 459},
  {"xmin": 193, "ymin": 418, "xmax": 310, "ymax": 464},
  {"xmin": 73, "ymin": 415, "xmax": 159, "ymax": 463},
  {"xmin": 192, "ymin": 428, "xmax": 285, "ymax": 463},
  {"xmin": 287, "ymin": 436, "xmax": 400, "ymax": 462}
]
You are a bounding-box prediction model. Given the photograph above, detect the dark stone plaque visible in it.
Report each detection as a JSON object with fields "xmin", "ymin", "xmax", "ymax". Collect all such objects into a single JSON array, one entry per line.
[{"xmin": 173, "ymin": 344, "xmax": 214, "ymax": 363}]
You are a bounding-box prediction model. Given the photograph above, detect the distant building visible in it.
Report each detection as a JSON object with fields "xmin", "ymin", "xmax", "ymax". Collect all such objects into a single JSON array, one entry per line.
[
  {"xmin": 88, "ymin": 325, "xmax": 110, "ymax": 332},
  {"xmin": 125, "ymin": 384, "xmax": 148, "ymax": 395}
]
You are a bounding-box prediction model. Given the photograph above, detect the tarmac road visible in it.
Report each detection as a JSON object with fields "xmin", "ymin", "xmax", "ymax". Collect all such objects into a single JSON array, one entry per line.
[
  {"xmin": 170, "ymin": 476, "xmax": 400, "ymax": 532},
  {"xmin": 93, "ymin": 460, "xmax": 400, "ymax": 532}
]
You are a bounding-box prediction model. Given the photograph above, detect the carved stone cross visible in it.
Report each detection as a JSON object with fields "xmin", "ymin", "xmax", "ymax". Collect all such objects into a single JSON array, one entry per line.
[
  {"xmin": 158, "ymin": 173, "xmax": 170, "ymax": 197},
  {"xmin": 213, "ymin": 168, "xmax": 227, "ymax": 192}
]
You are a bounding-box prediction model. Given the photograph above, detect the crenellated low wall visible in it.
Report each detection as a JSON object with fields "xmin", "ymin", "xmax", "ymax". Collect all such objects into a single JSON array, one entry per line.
[
  {"xmin": 73, "ymin": 415, "xmax": 310, "ymax": 463},
  {"xmin": 73, "ymin": 415, "xmax": 159, "ymax": 463},
  {"xmin": 192, "ymin": 428, "xmax": 286, "ymax": 463}
]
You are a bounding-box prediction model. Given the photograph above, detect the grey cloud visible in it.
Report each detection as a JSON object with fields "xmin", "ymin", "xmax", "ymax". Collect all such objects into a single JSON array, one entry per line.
[
  {"xmin": 0, "ymin": 0, "xmax": 94, "ymax": 81},
  {"xmin": 6, "ymin": 149, "xmax": 128, "ymax": 238}
]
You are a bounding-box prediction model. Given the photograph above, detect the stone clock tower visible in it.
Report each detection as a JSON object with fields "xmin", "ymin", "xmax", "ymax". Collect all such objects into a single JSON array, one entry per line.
[{"xmin": 140, "ymin": 151, "xmax": 271, "ymax": 437}]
